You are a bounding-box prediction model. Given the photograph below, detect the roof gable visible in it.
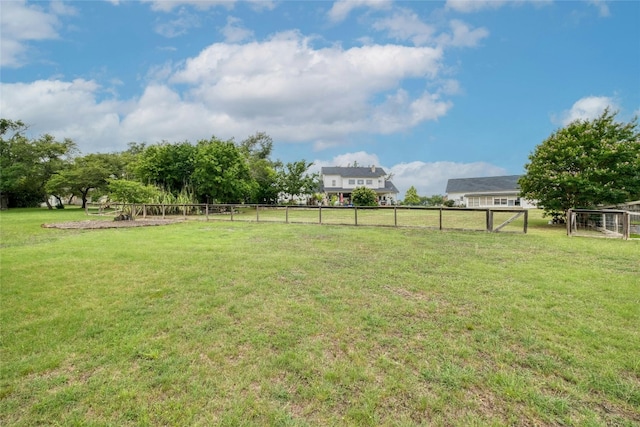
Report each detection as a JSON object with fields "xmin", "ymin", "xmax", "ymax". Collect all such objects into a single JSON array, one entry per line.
[
  {"xmin": 446, "ymin": 175, "xmax": 523, "ymax": 194},
  {"xmin": 321, "ymin": 166, "xmax": 386, "ymax": 178}
]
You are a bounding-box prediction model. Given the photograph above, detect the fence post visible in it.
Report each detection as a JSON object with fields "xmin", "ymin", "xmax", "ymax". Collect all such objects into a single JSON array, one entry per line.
[
  {"xmin": 205, "ymin": 204, "xmax": 209, "ymax": 221},
  {"xmin": 567, "ymin": 209, "xmax": 572, "ymax": 236},
  {"xmin": 354, "ymin": 206, "xmax": 358, "ymax": 226},
  {"xmin": 439, "ymin": 208, "xmax": 443, "ymax": 230},
  {"xmin": 623, "ymin": 212, "xmax": 630, "ymax": 240},
  {"xmin": 256, "ymin": 205, "xmax": 260, "ymax": 222},
  {"xmin": 524, "ymin": 209, "xmax": 528, "ymax": 234},
  {"xmin": 230, "ymin": 205, "xmax": 234, "ymax": 221},
  {"xmin": 286, "ymin": 206, "xmax": 289, "ymax": 224},
  {"xmin": 394, "ymin": 206, "xmax": 397, "ymax": 227},
  {"xmin": 143, "ymin": 204, "xmax": 147, "ymax": 219},
  {"xmin": 319, "ymin": 206, "xmax": 322, "ymax": 224},
  {"xmin": 486, "ymin": 209, "xmax": 493, "ymax": 232}
]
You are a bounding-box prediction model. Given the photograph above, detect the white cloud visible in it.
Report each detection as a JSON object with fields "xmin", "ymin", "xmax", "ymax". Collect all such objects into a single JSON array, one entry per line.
[
  {"xmin": 445, "ymin": 0, "xmax": 552, "ymax": 13},
  {"xmin": 328, "ymin": 0, "xmax": 392, "ymax": 23},
  {"xmin": 438, "ymin": 20, "xmax": 489, "ymax": 47},
  {"xmin": 0, "ymin": 31, "xmax": 456, "ymax": 154},
  {"xmin": 372, "ymin": 8, "xmax": 436, "ymax": 46},
  {"xmin": 445, "ymin": 0, "xmax": 510, "ymax": 13},
  {"xmin": 167, "ymin": 32, "xmax": 448, "ymax": 140},
  {"xmin": 588, "ymin": 0, "xmax": 610, "ymax": 17},
  {"xmin": 0, "ymin": 79, "xmax": 123, "ymax": 152},
  {"xmin": 221, "ymin": 16, "xmax": 254, "ymax": 43},
  {"xmin": 141, "ymin": 0, "xmax": 234, "ymax": 13},
  {"xmin": 0, "ymin": 0, "xmax": 61, "ymax": 67},
  {"xmin": 557, "ymin": 96, "xmax": 617, "ymax": 126},
  {"xmin": 390, "ymin": 160, "xmax": 507, "ymax": 197},
  {"xmin": 154, "ymin": 9, "xmax": 201, "ymax": 38}
]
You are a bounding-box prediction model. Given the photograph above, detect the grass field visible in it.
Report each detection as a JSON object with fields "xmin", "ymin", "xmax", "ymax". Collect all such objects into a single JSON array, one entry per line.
[{"xmin": 1, "ymin": 207, "xmax": 638, "ymax": 426}]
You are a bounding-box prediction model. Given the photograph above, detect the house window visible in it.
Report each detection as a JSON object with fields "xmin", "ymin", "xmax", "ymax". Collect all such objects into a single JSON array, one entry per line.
[
  {"xmin": 357, "ymin": 179, "xmax": 364, "ymax": 185},
  {"xmin": 332, "ymin": 180, "xmax": 336, "ymax": 186},
  {"xmin": 366, "ymin": 179, "xmax": 372, "ymax": 185},
  {"xmin": 348, "ymin": 179, "xmax": 355, "ymax": 185},
  {"xmin": 494, "ymin": 198, "xmax": 507, "ymax": 206}
]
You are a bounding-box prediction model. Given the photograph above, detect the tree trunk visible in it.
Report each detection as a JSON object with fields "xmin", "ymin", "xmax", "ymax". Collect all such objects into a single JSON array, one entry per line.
[{"xmin": 81, "ymin": 189, "xmax": 90, "ymax": 209}]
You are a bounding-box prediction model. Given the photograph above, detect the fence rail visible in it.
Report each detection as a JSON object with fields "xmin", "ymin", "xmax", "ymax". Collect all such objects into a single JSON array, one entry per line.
[
  {"xmin": 86, "ymin": 203, "xmax": 529, "ymax": 233},
  {"xmin": 568, "ymin": 208, "xmax": 640, "ymax": 240}
]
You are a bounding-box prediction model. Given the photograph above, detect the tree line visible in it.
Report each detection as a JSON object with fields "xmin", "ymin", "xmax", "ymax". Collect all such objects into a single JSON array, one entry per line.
[{"xmin": 0, "ymin": 119, "xmax": 318, "ymax": 209}]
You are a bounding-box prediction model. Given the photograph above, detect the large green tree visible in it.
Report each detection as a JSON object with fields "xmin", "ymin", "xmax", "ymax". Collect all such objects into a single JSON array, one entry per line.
[
  {"xmin": 0, "ymin": 119, "xmax": 77, "ymax": 208},
  {"xmin": 239, "ymin": 132, "xmax": 280, "ymax": 203},
  {"xmin": 45, "ymin": 153, "xmax": 124, "ymax": 208},
  {"xmin": 519, "ymin": 109, "xmax": 640, "ymax": 218},
  {"xmin": 135, "ymin": 141, "xmax": 196, "ymax": 194},
  {"xmin": 277, "ymin": 160, "xmax": 318, "ymax": 203},
  {"xmin": 193, "ymin": 137, "xmax": 255, "ymax": 203}
]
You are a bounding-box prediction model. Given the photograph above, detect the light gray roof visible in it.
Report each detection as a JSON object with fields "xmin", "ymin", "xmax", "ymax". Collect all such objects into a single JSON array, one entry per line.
[
  {"xmin": 321, "ymin": 166, "xmax": 387, "ymax": 178},
  {"xmin": 445, "ymin": 175, "xmax": 523, "ymax": 194}
]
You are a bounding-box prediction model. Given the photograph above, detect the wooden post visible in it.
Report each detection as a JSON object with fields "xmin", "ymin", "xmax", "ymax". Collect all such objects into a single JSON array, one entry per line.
[
  {"xmin": 162, "ymin": 204, "xmax": 166, "ymax": 219},
  {"xmin": 486, "ymin": 209, "xmax": 493, "ymax": 232},
  {"xmin": 256, "ymin": 205, "xmax": 260, "ymax": 222},
  {"xmin": 567, "ymin": 209, "xmax": 572, "ymax": 236},
  {"xmin": 394, "ymin": 206, "xmax": 397, "ymax": 227},
  {"xmin": 354, "ymin": 206, "xmax": 358, "ymax": 226},
  {"xmin": 623, "ymin": 212, "xmax": 630, "ymax": 240},
  {"xmin": 319, "ymin": 206, "xmax": 322, "ymax": 224},
  {"xmin": 286, "ymin": 206, "xmax": 289, "ymax": 224},
  {"xmin": 143, "ymin": 204, "xmax": 147, "ymax": 219},
  {"xmin": 523, "ymin": 209, "xmax": 528, "ymax": 234},
  {"xmin": 439, "ymin": 208, "xmax": 443, "ymax": 230},
  {"xmin": 205, "ymin": 204, "xmax": 209, "ymax": 221},
  {"xmin": 230, "ymin": 205, "xmax": 234, "ymax": 221},
  {"xmin": 183, "ymin": 204, "xmax": 186, "ymax": 219}
]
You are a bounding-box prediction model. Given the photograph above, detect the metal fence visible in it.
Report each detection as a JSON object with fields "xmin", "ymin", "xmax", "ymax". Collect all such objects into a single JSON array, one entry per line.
[
  {"xmin": 86, "ymin": 203, "xmax": 529, "ymax": 233},
  {"xmin": 568, "ymin": 209, "xmax": 640, "ymax": 240}
]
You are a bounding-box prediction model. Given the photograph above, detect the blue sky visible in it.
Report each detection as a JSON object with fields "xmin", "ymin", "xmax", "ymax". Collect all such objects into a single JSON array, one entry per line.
[{"xmin": 1, "ymin": 0, "xmax": 639, "ymax": 197}]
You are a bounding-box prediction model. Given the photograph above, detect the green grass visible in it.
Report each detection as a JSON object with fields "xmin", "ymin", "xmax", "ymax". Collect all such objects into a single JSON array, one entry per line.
[{"xmin": 1, "ymin": 207, "xmax": 639, "ymax": 426}]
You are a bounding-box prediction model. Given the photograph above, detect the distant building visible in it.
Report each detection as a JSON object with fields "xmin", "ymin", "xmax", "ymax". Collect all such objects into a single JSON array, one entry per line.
[
  {"xmin": 321, "ymin": 166, "xmax": 399, "ymax": 205},
  {"xmin": 445, "ymin": 175, "xmax": 537, "ymax": 208}
]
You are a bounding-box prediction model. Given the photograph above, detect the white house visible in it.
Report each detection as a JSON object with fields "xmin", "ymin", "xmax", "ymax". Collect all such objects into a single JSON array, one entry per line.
[
  {"xmin": 445, "ymin": 175, "xmax": 537, "ymax": 208},
  {"xmin": 321, "ymin": 166, "xmax": 399, "ymax": 205}
]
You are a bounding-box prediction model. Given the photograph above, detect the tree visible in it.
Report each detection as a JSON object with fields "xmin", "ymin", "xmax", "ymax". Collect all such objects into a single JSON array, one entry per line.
[
  {"xmin": 45, "ymin": 153, "xmax": 124, "ymax": 208},
  {"xmin": 239, "ymin": 132, "xmax": 279, "ymax": 203},
  {"xmin": 107, "ymin": 179, "xmax": 159, "ymax": 203},
  {"xmin": 0, "ymin": 119, "xmax": 77, "ymax": 208},
  {"xmin": 135, "ymin": 141, "xmax": 196, "ymax": 195},
  {"xmin": 352, "ymin": 187, "xmax": 378, "ymax": 206},
  {"xmin": 192, "ymin": 137, "xmax": 255, "ymax": 203},
  {"xmin": 519, "ymin": 109, "xmax": 640, "ymax": 218},
  {"xmin": 404, "ymin": 186, "xmax": 420, "ymax": 205},
  {"xmin": 420, "ymin": 194, "xmax": 445, "ymax": 206},
  {"xmin": 277, "ymin": 160, "xmax": 318, "ymax": 203}
]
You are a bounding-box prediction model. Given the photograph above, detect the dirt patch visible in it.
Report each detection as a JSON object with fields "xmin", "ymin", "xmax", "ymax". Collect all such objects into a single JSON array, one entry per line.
[{"xmin": 42, "ymin": 219, "xmax": 184, "ymax": 230}]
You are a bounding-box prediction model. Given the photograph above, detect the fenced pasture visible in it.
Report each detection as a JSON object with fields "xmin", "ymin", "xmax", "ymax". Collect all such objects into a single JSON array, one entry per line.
[
  {"xmin": 568, "ymin": 208, "xmax": 640, "ymax": 240},
  {"xmin": 1, "ymin": 207, "xmax": 639, "ymax": 426},
  {"xmin": 87, "ymin": 203, "xmax": 529, "ymax": 233}
]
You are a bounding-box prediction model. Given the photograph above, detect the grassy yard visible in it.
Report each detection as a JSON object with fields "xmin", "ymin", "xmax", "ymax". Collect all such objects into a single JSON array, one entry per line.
[{"xmin": 1, "ymin": 208, "xmax": 638, "ymax": 426}]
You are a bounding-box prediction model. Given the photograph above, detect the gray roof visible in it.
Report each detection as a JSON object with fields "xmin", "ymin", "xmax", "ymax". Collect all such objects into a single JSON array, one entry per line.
[
  {"xmin": 321, "ymin": 166, "xmax": 387, "ymax": 178},
  {"xmin": 445, "ymin": 175, "xmax": 523, "ymax": 194}
]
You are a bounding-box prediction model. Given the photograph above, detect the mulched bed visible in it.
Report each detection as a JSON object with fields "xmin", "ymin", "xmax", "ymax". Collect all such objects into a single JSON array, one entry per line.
[{"xmin": 42, "ymin": 219, "xmax": 184, "ymax": 230}]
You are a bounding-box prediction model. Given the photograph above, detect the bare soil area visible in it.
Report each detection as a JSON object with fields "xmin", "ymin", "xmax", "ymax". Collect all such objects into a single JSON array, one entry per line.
[{"xmin": 42, "ymin": 219, "xmax": 184, "ymax": 230}]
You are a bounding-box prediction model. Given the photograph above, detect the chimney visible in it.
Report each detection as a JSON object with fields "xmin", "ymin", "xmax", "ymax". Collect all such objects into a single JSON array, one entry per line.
[{"xmin": 371, "ymin": 165, "xmax": 375, "ymax": 173}]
